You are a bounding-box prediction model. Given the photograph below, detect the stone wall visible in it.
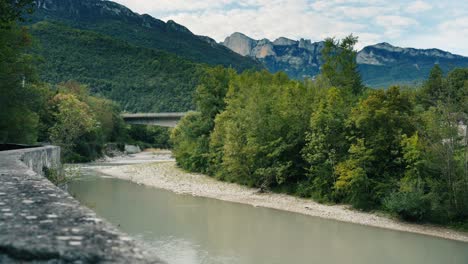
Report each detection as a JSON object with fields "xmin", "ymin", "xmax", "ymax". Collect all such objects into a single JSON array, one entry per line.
[
  {"xmin": 20, "ymin": 146, "xmax": 61, "ymax": 176},
  {"xmin": 0, "ymin": 146, "xmax": 163, "ymax": 263}
]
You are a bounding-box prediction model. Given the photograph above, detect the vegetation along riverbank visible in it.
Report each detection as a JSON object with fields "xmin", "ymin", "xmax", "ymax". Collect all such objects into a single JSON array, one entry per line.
[{"xmin": 171, "ymin": 37, "xmax": 468, "ymax": 231}]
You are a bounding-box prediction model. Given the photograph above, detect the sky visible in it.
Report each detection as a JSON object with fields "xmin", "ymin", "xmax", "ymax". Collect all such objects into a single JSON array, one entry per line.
[{"xmin": 112, "ymin": 0, "xmax": 468, "ymax": 56}]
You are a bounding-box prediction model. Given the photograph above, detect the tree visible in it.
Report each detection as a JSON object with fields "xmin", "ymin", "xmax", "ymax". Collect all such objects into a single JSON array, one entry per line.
[
  {"xmin": 422, "ymin": 64, "xmax": 444, "ymax": 105},
  {"xmin": 321, "ymin": 34, "xmax": 364, "ymax": 95},
  {"xmin": 302, "ymin": 87, "xmax": 350, "ymax": 200},
  {"xmin": 0, "ymin": 0, "xmax": 34, "ymax": 27},
  {"xmin": 0, "ymin": 12, "xmax": 40, "ymax": 143},
  {"xmin": 49, "ymin": 93, "xmax": 97, "ymax": 160},
  {"xmin": 445, "ymin": 68, "xmax": 468, "ymax": 113},
  {"xmin": 335, "ymin": 87, "xmax": 416, "ymax": 208},
  {"xmin": 171, "ymin": 67, "xmax": 234, "ymax": 173},
  {"xmin": 210, "ymin": 71, "xmax": 312, "ymax": 188}
]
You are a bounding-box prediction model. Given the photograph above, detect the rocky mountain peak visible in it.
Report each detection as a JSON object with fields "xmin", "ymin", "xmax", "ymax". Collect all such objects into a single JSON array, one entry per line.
[
  {"xmin": 273, "ymin": 37, "xmax": 297, "ymax": 46},
  {"xmin": 221, "ymin": 33, "xmax": 324, "ymax": 79},
  {"xmin": 363, "ymin": 42, "xmax": 462, "ymax": 61},
  {"xmin": 222, "ymin": 31, "xmax": 468, "ymax": 87},
  {"xmin": 222, "ymin": 32, "xmax": 256, "ymax": 56}
]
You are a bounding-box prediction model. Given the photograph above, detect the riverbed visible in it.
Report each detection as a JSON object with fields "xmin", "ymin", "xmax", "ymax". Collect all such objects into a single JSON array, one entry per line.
[{"xmin": 68, "ymin": 150, "xmax": 468, "ymax": 263}]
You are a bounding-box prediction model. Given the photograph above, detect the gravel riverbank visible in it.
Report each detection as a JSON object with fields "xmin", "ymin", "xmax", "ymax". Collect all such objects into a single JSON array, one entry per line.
[{"xmin": 96, "ymin": 150, "xmax": 468, "ymax": 243}]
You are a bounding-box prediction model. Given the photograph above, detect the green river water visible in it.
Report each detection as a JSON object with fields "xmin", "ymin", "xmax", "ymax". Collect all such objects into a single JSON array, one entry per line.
[{"xmin": 68, "ymin": 168, "xmax": 468, "ymax": 264}]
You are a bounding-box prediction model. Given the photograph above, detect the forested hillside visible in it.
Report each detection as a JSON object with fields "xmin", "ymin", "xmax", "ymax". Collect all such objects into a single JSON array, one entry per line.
[
  {"xmin": 28, "ymin": 0, "xmax": 262, "ymax": 72},
  {"xmin": 29, "ymin": 21, "xmax": 204, "ymax": 112}
]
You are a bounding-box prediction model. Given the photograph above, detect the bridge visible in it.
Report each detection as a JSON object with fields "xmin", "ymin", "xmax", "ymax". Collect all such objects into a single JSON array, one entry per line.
[{"xmin": 121, "ymin": 112, "xmax": 187, "ymax": 127}]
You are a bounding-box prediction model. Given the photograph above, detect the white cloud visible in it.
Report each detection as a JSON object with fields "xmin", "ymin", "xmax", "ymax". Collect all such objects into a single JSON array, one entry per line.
[
  {"xmin": 375, "ymin": 15, "xmax": 418, "ymax": 27},
  {"xmin": 404, "ymin": 17, "xmax": 468, "ymax": 55},
  {"xmin": 114, "ymin": 0, "xmax": 253, "ymax": 14},
  {"xmin": 374, "ymin": 15, "xmax": 418, "ymax": 38},
  {"xmin": 111, "ymin": 0, "xmax": 468, "ymax": 56},
  {"xmin": 166, "ymin": 0, "xmax": 365, "ymax": 43},
  {"xmin": 406, "ymin": 1, "xmax": 432, "ymax": 13}
]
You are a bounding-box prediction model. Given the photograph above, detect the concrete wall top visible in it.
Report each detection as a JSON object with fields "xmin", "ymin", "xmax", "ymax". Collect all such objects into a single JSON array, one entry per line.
[{"xmin": 0, "ymin": 146, "xmax": 164, "ymax": 263}]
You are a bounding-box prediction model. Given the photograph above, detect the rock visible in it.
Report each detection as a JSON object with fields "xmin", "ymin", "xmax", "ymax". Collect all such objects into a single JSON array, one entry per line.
[
  {"xmin": 222, "ymin": 32, "xmax": 324, "ymax": 79},
  {"xmin": 124, "ymin": 145, "xmax": 141, "ymax": 154},
  {"xmin": 222, "ymin": 32, "xmax": 255, "ymax": 56}
]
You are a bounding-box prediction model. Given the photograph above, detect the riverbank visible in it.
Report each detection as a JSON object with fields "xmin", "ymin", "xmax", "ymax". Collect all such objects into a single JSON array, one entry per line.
[{"xmin": 96, "ymin": 150, "xmax": 468, "ymax": 243}]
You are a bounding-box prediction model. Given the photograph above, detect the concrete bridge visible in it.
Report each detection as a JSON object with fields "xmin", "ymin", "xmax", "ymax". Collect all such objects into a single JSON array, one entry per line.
[{"xmin": 121, "ymin": 112, "xmax": 187, "ymax": 127}]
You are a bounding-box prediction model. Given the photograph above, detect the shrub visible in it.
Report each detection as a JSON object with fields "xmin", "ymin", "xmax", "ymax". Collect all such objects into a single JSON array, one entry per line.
[{"xmin": 384, "ymin": 191, "xmax": 430, "ymax": 222}]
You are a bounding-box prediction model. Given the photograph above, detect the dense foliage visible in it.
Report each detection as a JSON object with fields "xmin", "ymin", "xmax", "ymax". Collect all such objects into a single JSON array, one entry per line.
[
  {"xmin": 0, "ymin": 0, "xmax": 33, "ymax": 26},
  {"xmin": 173, "ymin": 36, "xmax": 468, "ymax": 226},
  {"xmin": 28, "ymin": 21, "xmax": 204, "ymax": 112},
  {"xmin": 0, "ymin": 0, "xmax": 41, "ymax": 144},
  {"xmin": 0, "ymin": 5, "xmax": 171, "ymax": 161}
]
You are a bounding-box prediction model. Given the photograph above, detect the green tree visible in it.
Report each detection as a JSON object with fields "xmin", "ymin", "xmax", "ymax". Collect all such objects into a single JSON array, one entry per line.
[
  {"xmin": 210, "ymin": 71, "xmax": 312, "ymax": 189},
  {"xmin": 0, "ymin": 0, "xmax": 34, "ymax": 27},
  {"xmin": 49, "ymin": 93, "xmax": 97, "ymax": 160},
  {"xmin": 302, "ymin": 87, "xmax": 350, "ymax": 200},
  {"xmin": 422, "ymin": 64, "xmax": 444, "ymax": 105},
  {"xmin": 0, "ymin": 14, "xmax": 40, "ymax": 143},
  {"xmin": 336, "ymin": 87, "xmax": 415, "ymax": 208},
  {"xmin": 171, "ymin": 67, "xmax": 234, "ymax": 173},
  {"xmin": 445, "ymin": 68, "xmax": 468, "ymax": 113},
  {"xmin": 321, "ymin": 34, "xmax": 364, "ymax": 95}
]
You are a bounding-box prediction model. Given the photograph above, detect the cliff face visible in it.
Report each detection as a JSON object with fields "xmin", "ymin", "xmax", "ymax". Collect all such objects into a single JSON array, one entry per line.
[
  {"xmin": 222, "ymin": 33, "xmax": 468, "ymax": 87},
  {"xmin": 222, "ymin": 33, "xmax": 324, "ymax": 79}
]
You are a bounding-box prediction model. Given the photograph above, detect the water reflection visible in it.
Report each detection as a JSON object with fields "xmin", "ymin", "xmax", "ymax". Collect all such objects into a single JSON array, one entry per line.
[{"xmin": 68, "ymin": 172, "xmax": 468, "ymax": 264}]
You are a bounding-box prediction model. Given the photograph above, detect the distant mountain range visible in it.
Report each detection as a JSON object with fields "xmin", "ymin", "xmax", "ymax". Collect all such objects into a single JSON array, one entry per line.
[{"xmin": 222, "ymin": 32, "xmax": 468, "ymax": 87}]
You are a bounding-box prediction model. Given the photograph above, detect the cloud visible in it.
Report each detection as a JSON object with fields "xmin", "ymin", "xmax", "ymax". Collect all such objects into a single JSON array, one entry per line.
[
  {"xmin": 406, "ymin": 1, "xmax": 432, "ymax": 13},
  {"xmin": 111, "ymin": 0, "xmax": 468, "ymax": 56},
  {"xmin": 114, "ymin": 0, "xmax": 254, "ymax": 14},
  {"xmin": 166, "ymin": 0, "xmax": 365, "ymax": 43},
  {"xmin": 404, "ymin": 17, "xmax": 468, "ymax": 55},
  {"xmin": 375, "ymin": 15, "xmax": 418, "ymax": 27},
  {"xmin": 374, "ymin": 15, "xmax": 418, "ymax": 38}
]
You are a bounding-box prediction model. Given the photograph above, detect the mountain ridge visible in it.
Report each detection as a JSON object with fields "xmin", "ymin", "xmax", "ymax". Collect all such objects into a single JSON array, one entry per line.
[
  {"xmin": 222, "ymin": 32, "xmax": 468, "ymax": 87},
  {"xmin": 29, "ymin": 0, "xmax": 263, "ymax": 72}
]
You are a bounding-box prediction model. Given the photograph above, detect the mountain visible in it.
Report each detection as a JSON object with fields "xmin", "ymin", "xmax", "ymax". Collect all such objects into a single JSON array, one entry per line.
[
  {"xmin": 222, "ymin": 32, "xmax": 468, "ymax": 87},
  {"xmin": 29, "ymin": 21, "xmax": 203, "ymax": 112},
  {"xmin": 357, "ymin": 43, "xmax": 468, "ymax": 87},
  {"xmin": 28, "ymin": 0, "xmax": 262, "ymax": 72},
  {"xmin": 222, "ymin": 32, "xmax": 323, "ymax": 79}
]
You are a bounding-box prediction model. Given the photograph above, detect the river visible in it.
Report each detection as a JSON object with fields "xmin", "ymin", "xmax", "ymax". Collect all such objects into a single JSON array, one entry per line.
[{"xmin": 67, "ymin": 167, "xmax": 468, "ymax": 264}]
